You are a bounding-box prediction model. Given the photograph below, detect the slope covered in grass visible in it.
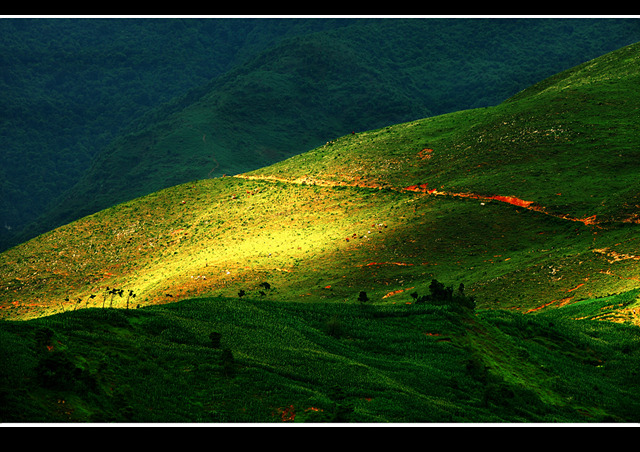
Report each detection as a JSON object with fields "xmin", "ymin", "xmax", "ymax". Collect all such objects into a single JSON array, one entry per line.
[
  {"xmin": 1, "ymin": 42, "xmax": 640, "ymax": 424},
  {"xmin": 2, "ymin": 42, "xmax": 640, "ymax": 321},
  {"xmin": 247, "ymin": 40, "xmax": 640, "ymax": 223},
  {"xmin": 1, "ymin": 291, "xmax": 639, "ymax": 423}
]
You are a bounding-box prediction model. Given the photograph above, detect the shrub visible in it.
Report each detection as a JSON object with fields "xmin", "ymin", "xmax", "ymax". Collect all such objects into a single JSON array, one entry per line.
[
  {"xmin": 259, "ymin": 282, "xmax": 272, "ymax": 290},
  {"xmin": 415, "ymin": 279, "xmax": 476, "ymax": 311}
]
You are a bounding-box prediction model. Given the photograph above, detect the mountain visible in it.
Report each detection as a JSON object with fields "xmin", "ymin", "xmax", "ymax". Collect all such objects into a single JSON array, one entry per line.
[
  {"xmin": 0, "ymin": 17, "xmax": 356, "ymax": 248},
  {"xmin": 7, "ymin": 17, "xmax": 640, "ymax": 250},
  {"xmin": 1, "ymin": 42, "xmax": 639, "ymax": 423}
]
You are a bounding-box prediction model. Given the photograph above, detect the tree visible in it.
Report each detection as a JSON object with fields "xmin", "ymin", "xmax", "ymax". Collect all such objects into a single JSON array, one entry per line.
[
  {"xmin": 429, "ymin": 279, "xmax": 452, "ymax": 301},
  {"xmin": 259, "ymin": 282, "xmax": 271, "ymax": 290},
  {"xmin": 106, "ymin": 287, "xmax": 122, "ymax": 308},
  {"xmin": 126, "ymin": 290, "xmax": 136, "ymax": 310},
  {"xmin": 416, "ymin": 278, "xmax": 476, "ymax": 311},
  {"xmin": 102, "ymin": 288, "xmax": 109, "ymax": 308}
]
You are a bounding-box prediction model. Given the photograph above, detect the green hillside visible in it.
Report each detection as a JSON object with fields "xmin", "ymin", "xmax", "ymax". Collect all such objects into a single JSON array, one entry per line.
[
  {"xmin": 1, "ymin": 42, "xmax": 640, "ymax": 423},
  {"xmin": 11, "ymin": 18, "xmax": 640, "ymax": 250},
  {"xmin": 2, "ymin": 293, "xmax": 639, "ymax": 423}
]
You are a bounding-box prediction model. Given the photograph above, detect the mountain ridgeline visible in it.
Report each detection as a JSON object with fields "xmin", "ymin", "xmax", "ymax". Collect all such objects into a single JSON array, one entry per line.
[{"xmin": 1, "ymin": 40, "xmax": 640, "ymax": 423}]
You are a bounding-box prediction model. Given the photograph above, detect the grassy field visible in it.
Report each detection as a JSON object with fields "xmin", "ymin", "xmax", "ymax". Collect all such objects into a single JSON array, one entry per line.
[
  {"xmin": 1, "ymin": 290, "xmax": 639, "ymax": 423},
  {"xmin": 4, "ymin": 171, "xmax": 638, "ymax": 321}
]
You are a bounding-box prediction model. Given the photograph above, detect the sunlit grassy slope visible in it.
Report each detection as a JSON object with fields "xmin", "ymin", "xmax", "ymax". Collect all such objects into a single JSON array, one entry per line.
[
  {"xmin": 3, "ymin": 42, "xmax": 639, "ymax": 321},
  {"xmin": 1, "ymin": 42, "xmax": 640, "ymax": 424}
]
